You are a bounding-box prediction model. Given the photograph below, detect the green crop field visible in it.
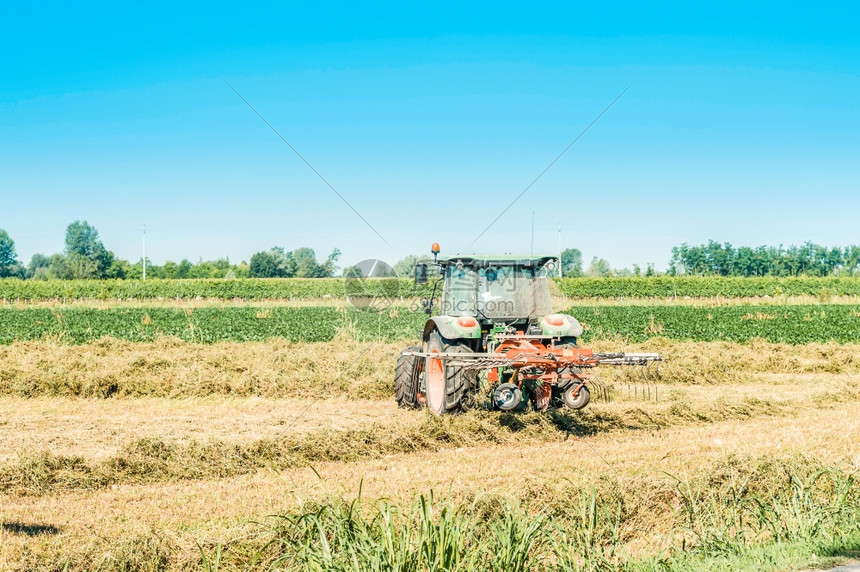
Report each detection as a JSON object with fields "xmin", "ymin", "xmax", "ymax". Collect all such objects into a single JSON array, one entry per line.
[
  {"xmin": 0, "ymin": 304, "xmax": 857, "ymax": 345},
  {"xmin": 573, "ymin": 304, "xmax": 860, "ymax": 343},
  {"xmin": 0, "ymin": 307, "xmax": 420, "ymax": 344}
]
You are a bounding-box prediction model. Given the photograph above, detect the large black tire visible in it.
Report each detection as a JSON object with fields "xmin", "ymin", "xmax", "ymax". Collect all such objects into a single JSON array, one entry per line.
[
  {"xmin": 424, "ymin": 330, "xmax": 474, "ymax": 415},
  {"xmin": 395, "ymin": 346, "xmax": 423, "ymax": 408}
]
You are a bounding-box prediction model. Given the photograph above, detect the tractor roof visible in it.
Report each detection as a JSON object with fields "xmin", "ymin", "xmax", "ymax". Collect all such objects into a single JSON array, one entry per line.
[{"xmin": 439, "ymin": 255, "xmax": 556, "ymax": 268}]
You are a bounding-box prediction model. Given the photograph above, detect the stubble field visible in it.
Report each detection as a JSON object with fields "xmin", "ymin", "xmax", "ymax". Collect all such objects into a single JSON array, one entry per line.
[{"xmin": 1, "ymin": 283, "xmax": 859, "ymax": 571}]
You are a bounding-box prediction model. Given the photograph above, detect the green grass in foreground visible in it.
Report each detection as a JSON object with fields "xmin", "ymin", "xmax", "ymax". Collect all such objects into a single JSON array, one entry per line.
[{"xmin": 0, "ymin": 304, "xmax": 859, "ymax": 344}]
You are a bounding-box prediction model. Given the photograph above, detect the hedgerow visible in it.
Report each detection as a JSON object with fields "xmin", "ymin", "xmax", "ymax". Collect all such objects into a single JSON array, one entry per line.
[
  {"xmin": 0, "ymin": 277, "xmax": 433, "ymax": 301},
  {"xmin": 556, "ymin": 276, "xmax": 860, "ymax": 298},
  {"xmin": 2, "ymin": 276, "xmax": 859, "ymax": 302}
]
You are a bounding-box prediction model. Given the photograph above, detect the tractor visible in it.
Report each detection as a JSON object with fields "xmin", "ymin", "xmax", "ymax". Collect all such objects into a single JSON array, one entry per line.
[{"xmin": 395, "ymin": 244, "xmax": 661, "ymax": 414}]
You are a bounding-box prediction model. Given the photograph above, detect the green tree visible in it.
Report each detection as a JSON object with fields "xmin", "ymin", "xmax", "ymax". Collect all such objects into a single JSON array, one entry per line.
[
  {"xmin": 249, "ymin": 250, "xmax": 282, "ymax": 278},
  {"xmin": 668, "ymin": 239, "xmax": 860, "ymax": 277},
  {"xmin": 65, "ymin": 220, "xmax": 102, "ymax": 257},
  {"xmin": 293, "ymin": 247, "xmax": 340, "ymax": 278},
  {"xmin": 585, "ymin": 256, "xmax": 612, "ymax": 277},
  {"xmin": 161, "ymin": 261, "xmax": 179, "ymax": 279},
  {"xmin": 0, "ymin": 229, "xmax": 19, "ymax": 277},
  {"xmin": 233, "ymin": 261, "xmax": 250, "ymax": 278},
  {"xmin": 249, "ymin": 247, "xmax": 297, "ymax": 278},
  {"xmin": 51, "ymin": 253, "xmax": 100, "ymax": 279},
  {"xmin": 213, "ymin": 258, "xmax": 231, "ymax": 273},
  {"xmin": 177, "ymin": 259, "xmax": 193, "ymax": 278},
  {"xmin": 393, "ymin": 254, "xmax": 433, "ymax": 278},
  {"xmin": 104, "ymin": 258, "xmax": 129, "ymax": 279},
  {"xmin": 124, "ymin": 258, "xmax": 149, "ymax": 280},
  {"xmin": 63, "ymin": 220, "xmax": 116, "ymax": 278},
  {"xmin": 560, "ymin": 248, "xmax": 583, "ymax": 277},
  {"xmin": 27, "ymin": 254, "xmax": 52, "ymax": 279},
  {"xmin": 844, "ymin": 246, "xmax": 860, "ymax": 275}
]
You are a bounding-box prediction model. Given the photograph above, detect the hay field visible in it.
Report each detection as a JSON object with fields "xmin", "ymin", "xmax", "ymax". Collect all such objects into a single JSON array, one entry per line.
[{"xmin": 1, "ymin": 318, "xmax": 859, "ymax": 569}]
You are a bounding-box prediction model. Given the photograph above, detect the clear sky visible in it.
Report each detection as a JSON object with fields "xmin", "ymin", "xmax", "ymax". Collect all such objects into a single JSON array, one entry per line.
[{"xmin": 1, "ymin": 2, "xmax": 858, "ymax": 271}]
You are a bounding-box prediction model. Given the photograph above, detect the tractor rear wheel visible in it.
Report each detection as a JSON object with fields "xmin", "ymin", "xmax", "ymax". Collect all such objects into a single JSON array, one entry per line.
[
  {"xmin": 424, "ymin": 330, "xmax": 474, "ymax": 415},
  {"xmin": 395, "ymin": 346, "xmax": 424, "ymax": 408}
]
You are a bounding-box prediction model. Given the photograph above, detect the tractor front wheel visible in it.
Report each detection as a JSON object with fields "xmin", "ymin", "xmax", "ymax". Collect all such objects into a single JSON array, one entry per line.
[
  {"xmin": 395, "ymin": 346, "xmax": 424, "ymax": 408},
  {"xmin": 424, "ymin": 330, "xmax": 473, "ymax": 415}
]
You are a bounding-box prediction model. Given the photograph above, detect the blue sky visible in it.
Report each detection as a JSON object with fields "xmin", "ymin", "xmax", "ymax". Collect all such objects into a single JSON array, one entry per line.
[{"xmin": 1, "ymin": 2, "xmax": 858, "ymax": 271}]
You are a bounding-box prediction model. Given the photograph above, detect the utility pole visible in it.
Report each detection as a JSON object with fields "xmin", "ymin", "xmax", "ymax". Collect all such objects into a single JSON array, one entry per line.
[
  {"xmin": 142, "ymin": 225, "xmax": 146, "ymax": 281},
  {"xmin": 557, "ymin": 224, "xmax": 562, "ymax": 278}
]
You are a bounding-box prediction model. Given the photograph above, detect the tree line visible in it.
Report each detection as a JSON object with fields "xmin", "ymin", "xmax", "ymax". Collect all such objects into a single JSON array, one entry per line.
[
  {"xmin": 667, "ymin": 241, "xmax": 860, "ymax": 277},
  {"xmin": 2, "ymin": 224, "xmax": 858, "ymax": 280},
  {"xmin": 0, "ymin": 222, "xmax": 341, "ymax": 280}
]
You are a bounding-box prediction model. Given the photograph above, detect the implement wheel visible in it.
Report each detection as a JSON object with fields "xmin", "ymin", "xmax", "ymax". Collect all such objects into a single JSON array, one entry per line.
[
  {"xmin": 493, "ymin": 383, "xmax": 523, "ymax": 411},
  {"xmin": 395, "ymin": 346, "xmax": 424, "ymax": 408},
  {"xmin": 424, "ymin": 330, "xmax": 473, "ymax": 415},
  {"xmin": 554, "ymin": 336, "xmax": 584, "ymax": 394},
  {"xmin": 563, "ymin": 385, "xmax": 591, "ymax": 410}
]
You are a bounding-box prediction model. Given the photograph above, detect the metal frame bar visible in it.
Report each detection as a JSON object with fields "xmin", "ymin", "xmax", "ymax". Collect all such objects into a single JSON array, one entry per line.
[{"xmin": 401, "ymin": 350, "xmax": 662, "ymax": 369}]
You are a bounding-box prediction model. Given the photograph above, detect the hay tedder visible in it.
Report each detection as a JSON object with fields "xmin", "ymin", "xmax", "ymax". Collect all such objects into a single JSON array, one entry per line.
[{"xmin": 395, "ymin": 244, "xmax": 662, "ymax": 414}]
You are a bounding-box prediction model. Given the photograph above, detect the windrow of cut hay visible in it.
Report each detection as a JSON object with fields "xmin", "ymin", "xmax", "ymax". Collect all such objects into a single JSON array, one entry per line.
[
  {"xmin": 2, "ymin": 337, "xmax": 860, "ymax": 399},
  {"xmin": 8, "ymin": 385, "xmax": 860, "ymax": 497}
]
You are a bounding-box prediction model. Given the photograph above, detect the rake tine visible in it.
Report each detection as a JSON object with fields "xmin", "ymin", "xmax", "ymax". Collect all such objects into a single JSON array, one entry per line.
[
  {"xmin": 596, "ymin": 372, "xmax": 611, "ymax": 403},
  {"xmin": 644, "ymin": 371, "xmax": 651, "ymax": 399},
  {"xmin": 645, "ymin": 369, "xmax": 652, "ymax": 402},
  {"xmin": 644, "ymin": 363, "xmax": 654, "ymax": 383}
]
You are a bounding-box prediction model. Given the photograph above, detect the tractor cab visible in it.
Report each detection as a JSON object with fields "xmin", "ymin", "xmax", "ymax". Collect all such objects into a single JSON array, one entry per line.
[
  {"xmin": 438, "ymin": 256, "xmax": 553, "ymax": 321},
  {"xmin": 415, "ymin": 246, "xmax": 581, "ymax": 353}
]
